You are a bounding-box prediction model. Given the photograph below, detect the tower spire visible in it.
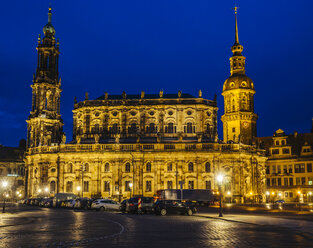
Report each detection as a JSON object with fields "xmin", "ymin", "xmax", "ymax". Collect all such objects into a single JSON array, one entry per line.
[
  {"xmin": 48, "ymin": 7, "xmax": 52, "ymax": 24},
  {"xmin": 234, "ymin": 6, "xmax": 239, "ymax": 45}
]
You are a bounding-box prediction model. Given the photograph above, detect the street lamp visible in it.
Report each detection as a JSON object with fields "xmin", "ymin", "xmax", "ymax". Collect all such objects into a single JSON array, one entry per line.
[
  {"xmin": 76, "ymin": 186, "xmax": 81, "ymax": 197},
  {"xmin": 129, "ymin": 183, "xmax": 133, "ymax": 197},
  {"xmin": 216, "ymin": 174, "xmax": 224, "ymax": 217},
  {"xmin": 2, "ymin": 181, "xmax": 8, "ymax": 213},
  {"xmin": 44, "ymin": 187, "xmax": 49, "ymax": 193}
]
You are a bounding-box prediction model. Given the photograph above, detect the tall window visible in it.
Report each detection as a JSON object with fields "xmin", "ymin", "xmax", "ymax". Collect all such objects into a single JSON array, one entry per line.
[
  {"xmin": 84, "ymin": 163, "xmax": 89, "ymax": 172},
  {"xmin": 188, "ymin": 181, "xmax": 194, "ymax": 189},
  {"xmin": 205, "ymin": 162, "xmax": 211, "ymax": 173},
  {"xmin": 205, "ymin": 180, "xmax": 211, "ymax": 190},
  {"xmin": 146, "ymin": 181, "xmax": 152, "ymax": 192},
  {"xmin": 85, "ymin": 115, "xmax": 90, "ymax": 133},
  {"xmin": 188, "ymin": 162, "xmax": 194, "ymax": 172},
  {"xmin": 104, "ymin": 181, "xmax": 110, "ymax": 192},
  {"xmin": 67, "ymin": 164, "xmax": 73, "ymax": 173},
  {"xmin": 289, "ymin": 178, "xmax": 293, "ymax": 186},
  {"xmin": 308, "ymin": 163, "xmax": 312, "ymax": 173},
  {"xmin": 104, "ymin": 163, "xmax": 110, "ymax": 172},
  {"xmin": 185, "ymin": 122, "xmax": 193, "ymax": 133},
  {"xmin": 111, "ymin": 123, "xmax": 119, "ymax": 134},
  {"xmin": 167, "ymin": 181, "xmax": 173, "ymax": 189},
  {"xmin": 277, "ymin": 165, "xmax": 281, "ymax": 174},
  {"xmin": 146, "ymin": 162, "xmax": 151, "ymax": 172},
  {"xmin": 167, "ymin": 163, "xmax": 172, "ymax": 172},
  {"xmin": 128, "ymin": 123, "xmax": 137, "ymax": 134},
  {"xmin": 66, "ymin": 181, "xmax": 73, "ymax": 192},
  {"xmin": 125, "ymin": 162, "xmax": 131, "ymax": 172},
  {"xmin": 125, "ymin": 181, "xmax": 131, "ymax": 191},
  {"xmin": 271, "ymin": 178, "xmax": 276, "ymax": 186},
  {"xmin": 166, "ymin": 123, "xmax": 174, "ymax": 133},
  {"xmin": 271, "ymin": 165, "xmax": 276, "ymax": 174},
  {"xmin": 147, "ymin": 123, "xmax": 156, "ymax": 133},
  {"xmin": 284, "ymin": 178, "xmax": 288, "ymax": 186},
  {"xmin": 288, "ymin": 165, "xmax": 293, "ymax": 173},
  {"xmin": 83, "ymin": 181, "xmax": 89, "ymax": 192},
  {"xmin": 50, "ymin": 181, "xmax": 55, "ymax": 193}
]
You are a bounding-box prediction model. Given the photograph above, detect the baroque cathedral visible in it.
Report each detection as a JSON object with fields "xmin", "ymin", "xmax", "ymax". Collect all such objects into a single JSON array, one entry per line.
[{"xmin": 25, "ymin": 8, "xmax": 267, "ymax": 203}]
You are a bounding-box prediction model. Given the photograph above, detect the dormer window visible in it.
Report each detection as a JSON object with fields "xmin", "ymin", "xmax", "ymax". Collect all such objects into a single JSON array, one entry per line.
[
  {"xmin": 303, "ymin": 148, "xmax": 312, "ymax": 153},
  {"xmin": 281, "ymin": 140, "xmax": 286, "ymax": 146},
  {"xmin": 275, "ymin": 141, "xmax": 280, "ymax": 146},
  {"xmin": 282, "ymin": 148, "xmax": 290, "ymax": 154},
  {"xmin": 272, "ymin": 149, "xmax": 279, "ymax": 155}
]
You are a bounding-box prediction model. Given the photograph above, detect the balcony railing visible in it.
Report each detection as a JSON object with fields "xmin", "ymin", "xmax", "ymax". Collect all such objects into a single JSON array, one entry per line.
[{"xmin": 26, "ymin": 142, "xmax": 266, "ymax": 156}]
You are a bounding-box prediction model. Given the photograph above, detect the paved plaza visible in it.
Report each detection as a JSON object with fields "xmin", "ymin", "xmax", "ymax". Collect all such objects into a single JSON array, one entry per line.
[{"xmin": 0, "ymin": 205, "xmax": 313, "ymax": 248}]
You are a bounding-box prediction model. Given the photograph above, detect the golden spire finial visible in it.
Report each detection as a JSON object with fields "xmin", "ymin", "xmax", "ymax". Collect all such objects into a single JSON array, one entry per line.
[{"xmin": 233, "ymin": 5, "xmax": 239, "ymax": 45}]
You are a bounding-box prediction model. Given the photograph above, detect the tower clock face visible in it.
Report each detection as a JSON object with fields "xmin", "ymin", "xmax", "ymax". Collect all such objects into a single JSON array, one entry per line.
[{"xmin": 243, "ymin": 121, "xmax": 249, "ymax": 129}]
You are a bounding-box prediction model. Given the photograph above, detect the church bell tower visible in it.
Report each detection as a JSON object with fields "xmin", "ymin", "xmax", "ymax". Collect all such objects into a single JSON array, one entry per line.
[
  {"xmin": 27, "ymin": 8, "xmax": 63, "ymax": 148},
  {"xmin": 221, "ymin": 7, "xmax": 258, "ymax": 145}
]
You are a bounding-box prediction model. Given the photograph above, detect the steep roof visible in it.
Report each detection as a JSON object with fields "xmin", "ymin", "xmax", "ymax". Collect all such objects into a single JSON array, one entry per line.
[{"xmin": 0, "ymin": 146, "xmax": 24, "ymax": 162}]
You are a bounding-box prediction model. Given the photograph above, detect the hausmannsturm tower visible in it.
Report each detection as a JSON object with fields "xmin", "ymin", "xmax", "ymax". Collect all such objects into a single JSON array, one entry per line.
[
  {"xmin": 26, "ymin": 8, "xmax": 63, "ymax": 148},
  {"xmin": 221, "ymin": 7, "xmax": 258, "ymax": 145}
]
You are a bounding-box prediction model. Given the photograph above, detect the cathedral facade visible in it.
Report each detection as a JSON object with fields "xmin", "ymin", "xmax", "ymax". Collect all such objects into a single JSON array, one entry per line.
[{"xmin": 25, "ymin": 8, "xmax": 267, "ymax": 203}]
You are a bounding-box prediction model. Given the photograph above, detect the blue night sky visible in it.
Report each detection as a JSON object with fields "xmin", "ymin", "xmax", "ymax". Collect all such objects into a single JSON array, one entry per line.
[{"xmin": 0, "ymin": 0, "xmax": 313, "ymax": 147}]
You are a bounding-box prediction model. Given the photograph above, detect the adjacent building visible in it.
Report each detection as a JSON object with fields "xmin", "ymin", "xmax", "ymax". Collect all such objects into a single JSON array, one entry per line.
[
  {"xmin": 258, "ymin": 128, "xmax": 313, "ymax": 203},
  {"xmin": 0, "ymin": 140, "xmax": 26, "ymax": 199}
]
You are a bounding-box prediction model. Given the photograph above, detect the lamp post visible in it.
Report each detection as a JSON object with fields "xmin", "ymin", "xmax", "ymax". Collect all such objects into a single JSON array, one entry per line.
[
  {"xmin": 216, "ymin": 175, "xmax": 224, "ymax": 217},
  {"xmin": 298, "ymin": 191, "xmax": 301, "ymax": 211},
  {"xmin": 129, "ymin": 183, "xmax": 133, "ymax": 197},
  {"xmin": 76, "ymin": 186, "xmax": 81, "ymax": 197},
  {"xmin": 266, "ymin": 191, "xmax": 270, "ymax": 203},
  {"xmin": 2, "ymin": 181, "xmax": 8, "ymax": 213}
]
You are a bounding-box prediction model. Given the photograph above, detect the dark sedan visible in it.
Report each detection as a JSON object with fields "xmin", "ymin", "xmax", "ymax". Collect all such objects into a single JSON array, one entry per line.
[{"xmin": 154, "ymin": 200, "xmax": 193, "ymax": 216}]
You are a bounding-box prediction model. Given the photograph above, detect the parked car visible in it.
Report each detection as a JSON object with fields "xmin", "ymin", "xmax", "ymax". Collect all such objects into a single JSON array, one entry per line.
[
  {"xmin": 43, "ymin": 198, "xmax": 53, "ymax": 207},
  {"xmin": 154, "ymin": 200, "xmax": 193, "ymax": 216},
  {"xmin": 74, "ymin": 198, "xmax": 93, "ymax": 209},
  {"xmin": 53, "ymin": 193, "xmax": 77, "ymax": 208},
  {"xmin": 120, "ymin": 199, "xmax": 128, "ymax": 213},
  {"xmin": 274, "ymin": 200, "xmax": 285, "ymax": 204},
  {"xmin": 67, "ymin": 199, "xmax": 77, "ymax": 208},
  {"xmin": 126, "ymin": 197, "xmax": 155, "ymax": 214},
  {"xmin": 91, "ymin": 199, "xmax": 121, "ymax": 211}
]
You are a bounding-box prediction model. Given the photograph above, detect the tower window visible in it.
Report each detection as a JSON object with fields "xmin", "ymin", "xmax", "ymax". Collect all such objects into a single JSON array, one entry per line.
[
  {"xmin": 188, "ymin": 162, "xmax": 194, "ymax": 172},
  {"xmin": 232, "ymin": 127, "xmax": 236, "ymax": 133}
]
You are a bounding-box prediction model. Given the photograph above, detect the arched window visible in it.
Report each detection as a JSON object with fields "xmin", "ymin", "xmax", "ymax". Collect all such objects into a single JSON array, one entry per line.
[
  {"xmin": 148, "ymin": 123, "xmax": 156, "ymax": 133},
  {"xmin": 188, "ymin": 162, "xmax": 194, "ymax": 172},
  {"xmin": 111, "ymin": 123, "xmax": 119, "ymax": 134},
  {"xmin": 281, "ymin": 140, "xmax": 286, "ymax": 146},
  {"xmin": 205, "ymin": 162, "xmax": 211, "ymax": 173},
  {"xmin": 94, "ymin": 124, "xmax": 100, "ymax": 133},
  {"xmin": 167, "ymin": 163, "xmax": 173, "ymax": 172},
  {"xmin": 125, "ymin": 162, "xmax": 131, "ymax": 172},
  {"xmin": 66, "ymin": 181, "xmax": 73, "ymax": 192},
  {"xmin": 128, "ymin": 123, "xmax": 137, "ymax": 134},
  {"xmin": 146, "ymin": 162, "xmax": 151, "ymax": 172},
  {"xmin": 104, "ymin": 163, "xmax": 110, "ymax": 172},
  {"xmin": 67, "ymin": 164, "xmax": 73, "ymax": 173},
  {"xmin": 232, "ymin": 99, "xmax": 235, "ymax": 111},
  {"xmin": 50, "ymin": 181, "xmax": 55, "ymax": 193},
  {"xmin": 84, "ymin": 163, "xmax": 89, "ymax": 172},
  {"xmin": 186, "ymin": 122, "xmax": 193, "ymax": 133},
  {"xmin": 167, "ymin": 123, "xmax": 174, "ymax": 133}
]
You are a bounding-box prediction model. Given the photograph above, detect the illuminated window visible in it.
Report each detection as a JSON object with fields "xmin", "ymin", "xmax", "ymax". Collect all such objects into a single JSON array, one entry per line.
[
  {"xmin": 205, "ymin": 162, "xmax": 211, "ymax": 173},
  {"xmin": 50, "ymin": 181, "xmax": 55, "ymax": 192},
  {"xmin": 205, "ymin": 181, "xmax": 211, "ymax": 190},
  {"xmin": 185, "ymin": 123, "xmax": 194, "ymax": 133},
  {"xmin": 188, "ymin": 181, "xmax": 194, "ymax": 189},
  {"xmin": 167, "ymin": 163, "xmax": 172, "ymax": 172},
  {"xmin": 167, "ymin": 181, "xmax": 173, "ymax": 189},
  {"xmin": 104, "ymin": 163, "xmax": 110, "ymax": 172},
  {"xmin": 128, "ymin": 123, "xmax": 137, "ymax": 134},
  {"xmin": 146, "ymin": 162, "xmax": 151, "ymax": 172},
  {"xmin": 104, "ymin": 181, "xmax": 110, "ymax": 192},
  {"xmin": 125, "ymin": 163, "xmax": 131, "ymax": 173},
  {"xmin": 188, "ymin": 162, "xmax": 194, "ymax": 172},
  {"xmin": 83, "ymin": 181, "xmax": 89, "ymax": 192},
  {"xmin": 66, "ymin": 181, "xmax": 73, "ymax": 192},
  {"xmin": 146, "ymin": 181, "xmax": 152, "ymax": 192}
]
